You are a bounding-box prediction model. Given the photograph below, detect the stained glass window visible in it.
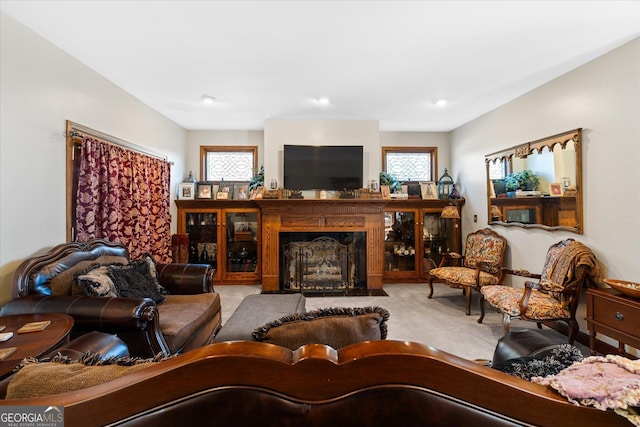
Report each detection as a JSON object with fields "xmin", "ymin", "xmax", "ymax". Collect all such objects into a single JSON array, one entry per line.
[
  {"xmin": 201, "ymin": 146, "xmax": 257, "ymax": 181},
  {"xmin": 382, "ymin": 147, "xmax": 437, "ymax": 182}
]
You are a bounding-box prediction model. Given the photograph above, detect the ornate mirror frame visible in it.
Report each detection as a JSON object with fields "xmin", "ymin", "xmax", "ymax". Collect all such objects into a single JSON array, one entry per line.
[{"xmin": 485, "ymin": 129, "xmax": 583, "ymax": 234}]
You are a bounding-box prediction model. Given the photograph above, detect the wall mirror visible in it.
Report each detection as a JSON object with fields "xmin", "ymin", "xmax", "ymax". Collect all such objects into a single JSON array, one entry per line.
[{"xmin": 485, "ymin": 129, "xmax": 583, "ymax": 234}]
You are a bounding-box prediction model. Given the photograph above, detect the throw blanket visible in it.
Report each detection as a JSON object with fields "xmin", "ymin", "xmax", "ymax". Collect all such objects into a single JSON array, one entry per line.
[
  {"xmin": 545, "ymin": 240, "xmax": 603, "ymax": 289},
  {"xmin": 532, "ymin": 355, "xmax": 640, "ymax": 426}
]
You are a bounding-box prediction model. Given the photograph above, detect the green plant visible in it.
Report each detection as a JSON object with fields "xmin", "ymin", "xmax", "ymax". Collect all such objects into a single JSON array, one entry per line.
[
  {"xmin": 379, "ymin": 172, "xmax": 401, "ymax": 193},
  {"xmin": 504, "ymin": 169, "xmax": 540, "ymax": 191},
  {"xmin": 248, "ymin": 166, "xmax": 264, "ymax": 191}
]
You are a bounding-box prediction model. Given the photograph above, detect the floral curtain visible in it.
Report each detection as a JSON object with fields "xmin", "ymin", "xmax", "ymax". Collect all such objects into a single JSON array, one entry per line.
[{"xmin": 75, "ymin": 135, "xmax": 172, "ymax": 262}]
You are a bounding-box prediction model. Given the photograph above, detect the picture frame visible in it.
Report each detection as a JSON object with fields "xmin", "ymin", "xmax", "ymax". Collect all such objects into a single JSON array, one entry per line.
[
  {"xmin": 233, "ymin": 182, "xmax": 250, "ymax": 200},
  {"xmin": 218, "ymin": 183, "xmax": 233, "ymax": 198},
  {"xmin": 420, "ymin": 181, "xmax": 438, "ymax": 200},
  {"xmin": 549, "ymin": 183, "xmax": 562, "ymax": 197},
  {"xmin": 197, "ymin": 182, "xmax": 213, "ymax": 199},
  {"xmin": 216, "ymin": 190, "xmax": 229, "ymax": 200},
  {"xmin": 380, "ymin": 185, "xmax": 391, "ymax": 199},
  {"xmin": 178, "ymin": 182, "xmax": 195, "ymax": 200},
  {"xmin": 249, "ymin": 186, "xmax": 264, "ymax": 200}
]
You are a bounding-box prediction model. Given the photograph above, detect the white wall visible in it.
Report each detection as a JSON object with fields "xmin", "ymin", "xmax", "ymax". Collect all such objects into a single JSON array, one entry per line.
[
  {"xmin": 452, "ymin": 37, "xmax": 640, "ymax": 287},
  {"xmin": 263, "ymin": 119, "xmax": 380, "ymax": 196},
  {"xmin": 185, "ymin": 130, "xmax": 265, "ymax": 181},
  {"xmin": 0, "ymin": 12, "xmax": 187, "ymax": 306}
]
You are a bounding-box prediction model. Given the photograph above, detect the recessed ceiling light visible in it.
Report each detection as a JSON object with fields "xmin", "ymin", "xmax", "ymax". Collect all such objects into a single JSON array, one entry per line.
[
  {"xmin": 315, "ymin": 97, "xmax": 330, "ymax": 105},
  {"xmin": 201, "ymin": 95, "xmax": 217, "ymax": 104},
  {"xmin": 432, "ymin": 98, "xmax": 448, "ymax": 106}
]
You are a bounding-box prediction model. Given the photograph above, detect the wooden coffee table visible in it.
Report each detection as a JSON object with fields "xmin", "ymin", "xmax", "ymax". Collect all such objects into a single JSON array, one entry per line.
[{"xmin": 0, "ymin": 313, "xmax": 74, "ymax": 378}]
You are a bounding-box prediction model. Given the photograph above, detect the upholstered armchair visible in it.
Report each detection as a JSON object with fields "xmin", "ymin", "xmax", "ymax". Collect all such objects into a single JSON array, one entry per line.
[
  {"xmin": 0, "ymin": 239, "xmax": 222, "ymax": 357},
  {"xmin": 481, "ymin": 239, "xmax": 599, "ymax": 344},
  {"xmin": 428, "ymin": 228, "xmax": 508, "ymax": 317}
]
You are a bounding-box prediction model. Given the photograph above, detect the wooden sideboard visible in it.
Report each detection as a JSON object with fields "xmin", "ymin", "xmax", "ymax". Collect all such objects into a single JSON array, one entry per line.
[
  {"xmin": 176, "ymin": 198, "xmax": 463, "ymax": 290},
  {"xmin": 586, "ymin": 288, "xmax": 640, "ymax": 357}
]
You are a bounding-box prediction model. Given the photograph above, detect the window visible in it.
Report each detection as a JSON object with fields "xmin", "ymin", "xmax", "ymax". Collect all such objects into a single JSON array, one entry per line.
[
  {"xmin": 201, "ymin": 146, "xmax": 258, "ymax": 181},
  {"xmin": 488, "ymin": 158, "xmax": 506, "ymax": 180},
  {"xmin": 382, "ymin": 147, "xmax": 437, "ymax": 182}
]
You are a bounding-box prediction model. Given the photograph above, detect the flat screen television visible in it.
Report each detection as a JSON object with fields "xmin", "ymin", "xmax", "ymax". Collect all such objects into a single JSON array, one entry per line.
[{"xmin": 284, "ymin": 145, "xmax": 363, "ymax": 191}]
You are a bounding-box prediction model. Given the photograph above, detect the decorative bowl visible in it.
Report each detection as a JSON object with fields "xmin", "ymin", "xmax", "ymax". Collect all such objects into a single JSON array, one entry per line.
[{"xmin": 603, "ymin": 279, "xmax": 640, "ymax": 299}]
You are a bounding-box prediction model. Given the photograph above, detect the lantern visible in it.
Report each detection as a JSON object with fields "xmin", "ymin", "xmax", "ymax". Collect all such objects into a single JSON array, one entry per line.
[{"xmin": 437, "ymin": 168, "xmax": 454, "ymax": 199}]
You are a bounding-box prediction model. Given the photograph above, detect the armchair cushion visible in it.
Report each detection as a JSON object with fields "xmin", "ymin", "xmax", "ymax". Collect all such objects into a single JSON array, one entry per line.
[
  {"xmin": 158, "ymin": 293, "xmax": 221, "ymax": 354},
  {"xmin": 429, "ymin": 266, "xmax": 502, "ymax": 287},
  {"xmin": 463, "ymin": 233, "xmax": 505, "ymax": 274},
  {"xmin": 253, "ymin": 306, "xmax": 389, "ymax": 350},
  {"xmin": 482, "ymin": 286, "xmax": 570, "ymax": 319}
]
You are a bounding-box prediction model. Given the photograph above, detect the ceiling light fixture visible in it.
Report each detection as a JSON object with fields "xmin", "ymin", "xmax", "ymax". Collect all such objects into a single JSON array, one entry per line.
[
  {"xmin": 201, "ymin": 95, "xmax": 217, "ymax": 104},
  {"xmin": 432, "ymin": 98, "xmax": 448, "ymax": 106},
  {"xmin": 315, "ymin": 97, "xmax": 330, "ymax": 105}
]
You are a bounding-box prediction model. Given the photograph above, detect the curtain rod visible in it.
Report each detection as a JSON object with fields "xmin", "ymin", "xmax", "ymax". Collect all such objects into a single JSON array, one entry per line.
[{"xmin": 67, "ymin": 121, "xmax": 172, "ymax": 163}]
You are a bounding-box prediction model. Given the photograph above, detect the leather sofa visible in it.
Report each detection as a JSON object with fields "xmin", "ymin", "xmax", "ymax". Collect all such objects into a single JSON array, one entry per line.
[
  {"xmin": 0, "ymin": 340, "xmax": 627, "ymax": 427},
  {"xmin": 0, "ymin": 239, "xmax": 222, "ymax": 357}
]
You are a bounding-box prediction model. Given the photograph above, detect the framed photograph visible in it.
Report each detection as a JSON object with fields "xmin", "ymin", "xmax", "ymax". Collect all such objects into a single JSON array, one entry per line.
[
  {"xmin": 216, "ymin": 190, "xmax": 229, "ymax": 200},
  {"xmin": 197, "ymin": 182, "xmax": 213, "ymax": 199},
  {"xmin": 420, "ymin": 181, "xmax": 438, "ymax": 199},
  {"xmin": 549, "ymin": 183, "xmax": 562, "ymax": 197},
  {"xmin": 178, "ymin": 183, "xmax": 195, "ymax": 200},
  {"xmin": 233, "ymin": 182, "xmax": 250, "ymax": 200},
  {"xmin": 250, "ymin": 186, "xmax": 264, "ymax": 200},
  {"xmin": 380, "ymin": 185, "xmax": 391, "ymax": 199}
]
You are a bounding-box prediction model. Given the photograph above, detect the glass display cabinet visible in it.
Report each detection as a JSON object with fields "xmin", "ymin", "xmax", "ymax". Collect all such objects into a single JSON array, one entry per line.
[
  {"xmin": 177, "ymin": 202, "xmax": 261, "ymax": 285},
  {"xmin": 384, "ymin": 209, "xmax": 418, "ymax": 280}
]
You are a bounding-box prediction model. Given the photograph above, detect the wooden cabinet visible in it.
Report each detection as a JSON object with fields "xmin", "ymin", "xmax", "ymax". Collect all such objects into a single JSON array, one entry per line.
[
  {"xmin": 586, "ymin": 288, "xmax": 640, "ymax": 356},
  {"xmin": 176, "ymin": 199, "xmax": 463, "ymax": 288},
  {"xmin": 383, "ymin": 202, "xmax": 462, "ymax": 282},
  {"xmin": 177, "ymin": 201, "xmax": 261, "ymax": 285}
]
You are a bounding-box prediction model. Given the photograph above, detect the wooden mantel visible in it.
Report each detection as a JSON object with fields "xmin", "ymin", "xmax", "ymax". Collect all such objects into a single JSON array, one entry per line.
[{"xmin": 255, "ymin": 199, "xmax": 387, "ymax": 292}]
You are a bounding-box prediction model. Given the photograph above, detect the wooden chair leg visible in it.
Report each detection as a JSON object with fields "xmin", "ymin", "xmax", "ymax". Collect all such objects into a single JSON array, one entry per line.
[
  {"xmin": 567, "ymin": 319, "xmax": 579, "ymax": 344},
  {"xmin": 465, "ymin": 287, "xmax": 472, "ymax": 315},
  {"xmin": 477, "ymin": 292, "xmax": 485, "ymax": 324},
  {"xmin": 427, "ymin": 278, "xmax": 434, "ymax": 299}
]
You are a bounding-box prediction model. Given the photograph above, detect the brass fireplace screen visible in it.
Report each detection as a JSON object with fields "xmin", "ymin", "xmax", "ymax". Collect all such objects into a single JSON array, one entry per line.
[{"xmin": 282, "ymin": 237, "xmax": 359, "ymax": 293}]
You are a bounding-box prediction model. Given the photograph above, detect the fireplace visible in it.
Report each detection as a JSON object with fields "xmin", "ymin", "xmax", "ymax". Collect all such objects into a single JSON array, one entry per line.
[{"xmin": 280, "ymin": 232, "xmax": 366, "ymax": 294}]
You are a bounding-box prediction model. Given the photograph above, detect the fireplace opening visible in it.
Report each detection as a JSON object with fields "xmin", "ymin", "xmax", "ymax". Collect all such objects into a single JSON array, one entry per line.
[{"xmin": 280, "ymin": 232, "xmax": 366, "ymax": 294}]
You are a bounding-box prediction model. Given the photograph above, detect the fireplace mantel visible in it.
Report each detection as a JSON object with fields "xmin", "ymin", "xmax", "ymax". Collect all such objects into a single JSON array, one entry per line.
[{"xmin": 255, "ymin": 199, "xmax": 386, "ymax": 291}]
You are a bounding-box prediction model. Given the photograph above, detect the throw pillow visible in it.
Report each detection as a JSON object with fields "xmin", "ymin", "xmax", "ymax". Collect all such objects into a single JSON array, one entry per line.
[
  {"xmin": 75, "ymin": 264, "xmax": 118, "ymax": 297},
  {"xmin": 252, "ymin": 306, "xmax": 390, "ymax": 350},
  {"xmin": 107, "ymin": 254, "xmax": 168, "ymax": 304}
]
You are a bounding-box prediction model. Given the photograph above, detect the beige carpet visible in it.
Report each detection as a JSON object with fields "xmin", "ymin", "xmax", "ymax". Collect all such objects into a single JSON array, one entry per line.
[{"xmin": 215, "ymin": 283, "xmax": 556, "ymax": 361}]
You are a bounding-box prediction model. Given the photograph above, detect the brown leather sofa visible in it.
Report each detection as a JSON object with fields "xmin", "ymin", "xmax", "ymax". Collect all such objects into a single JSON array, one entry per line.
[
  {"xmin": 0, "ymin": 239, "xmax": 222, "ymax": 357},
  {"xmin": 0, "ymin": 340, "xmax": 627, "ymax": 427}
]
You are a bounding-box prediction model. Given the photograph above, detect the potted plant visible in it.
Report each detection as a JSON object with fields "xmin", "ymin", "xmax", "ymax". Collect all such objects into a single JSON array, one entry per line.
[
  {"xmin": 379, "ymin": 172, "xmax": 401, "ymax": 193},
  {"xmin": 249, "ymin": 166, "xmax": 264, "ymax": 191},
  {"xmin": 504, "ymin": 170, "xmax": 540, "ymax": 193}
]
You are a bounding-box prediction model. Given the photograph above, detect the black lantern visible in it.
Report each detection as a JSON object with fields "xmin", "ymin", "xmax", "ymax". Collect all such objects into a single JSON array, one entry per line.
[{"xmin": 437, "ymin": 168, "xmax": 454, "ymax": 199}]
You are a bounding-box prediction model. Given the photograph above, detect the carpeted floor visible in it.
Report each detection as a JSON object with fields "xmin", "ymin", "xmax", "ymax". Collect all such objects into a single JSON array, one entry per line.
[{"xmin": 215, "ymin": 283, "xmax": 574, "ymax": 361}]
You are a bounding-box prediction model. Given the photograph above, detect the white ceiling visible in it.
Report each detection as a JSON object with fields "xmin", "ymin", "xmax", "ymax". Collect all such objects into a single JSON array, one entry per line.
[{"xmin": 2, "ymin": 1, "xmax": 639, "ymax": 131}]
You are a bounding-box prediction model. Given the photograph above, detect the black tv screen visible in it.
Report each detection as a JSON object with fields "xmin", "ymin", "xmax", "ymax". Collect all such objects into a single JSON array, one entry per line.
[{"xmin": 284, "ymin": 145, "xmax": 363, "ymax": 191}]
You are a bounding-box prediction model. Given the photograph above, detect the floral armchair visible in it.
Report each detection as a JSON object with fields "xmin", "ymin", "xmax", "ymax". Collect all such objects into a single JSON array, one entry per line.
[
  {"xmin": 480, "ymin": 239, "xmax": 600, "ymax": 343},
  {"xmin": 428, "ymin": 228, "xmax": 508, "ymax": 317}
]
